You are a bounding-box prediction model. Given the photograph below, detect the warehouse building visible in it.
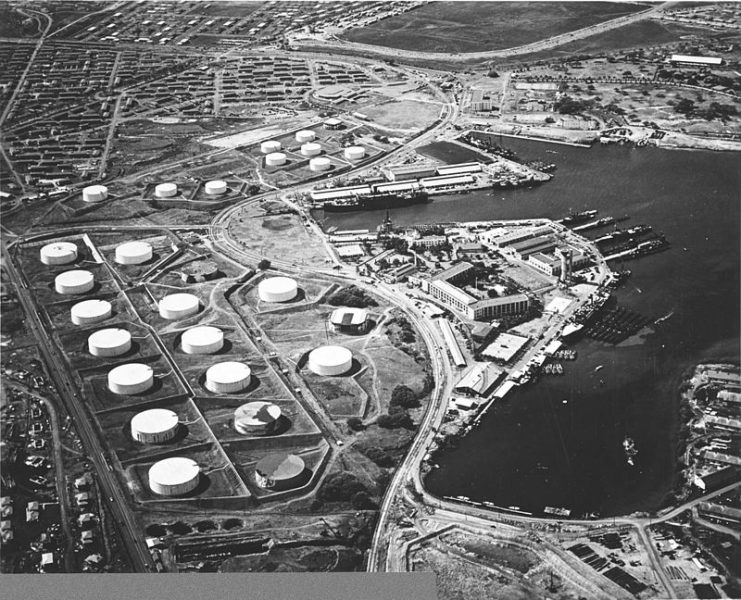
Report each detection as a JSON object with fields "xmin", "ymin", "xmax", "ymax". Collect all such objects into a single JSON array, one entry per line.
[{"xmin": 454, "ymin": 363, "xmax": 505, "ymax": 397}]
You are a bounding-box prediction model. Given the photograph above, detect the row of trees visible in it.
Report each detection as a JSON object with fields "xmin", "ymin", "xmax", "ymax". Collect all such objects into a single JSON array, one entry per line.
[{"xmin": 328, "ymin": 285, "xmax": 378, "ymax": 308}]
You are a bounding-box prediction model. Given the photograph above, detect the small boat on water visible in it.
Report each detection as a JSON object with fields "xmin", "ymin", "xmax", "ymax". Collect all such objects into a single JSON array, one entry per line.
[
  {"xmin": 623, "ymin": 436, "xmax": 638, "ymax": 466},
  {"xmin": 595, "ymin": 365, "xmax": 604, "ymax": 372}
]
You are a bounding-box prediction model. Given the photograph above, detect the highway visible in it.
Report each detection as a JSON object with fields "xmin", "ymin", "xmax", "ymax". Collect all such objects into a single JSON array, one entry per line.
[{"xmin": 1, "ymin": 239, "xmax": 153, "ymax": 573}]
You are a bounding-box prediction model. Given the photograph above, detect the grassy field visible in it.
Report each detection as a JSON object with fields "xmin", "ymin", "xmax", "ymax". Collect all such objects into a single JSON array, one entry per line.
[
  {"xmin": 362, "ymin": 99, "xmax": 441, "ymax": 132},
  {"xmin": 342, "ymin": 2, "xmax": 648, "ymax": 54},
  {"xmin": 417, "ymin": 141, "xmax": 493, "ymax": 165}
]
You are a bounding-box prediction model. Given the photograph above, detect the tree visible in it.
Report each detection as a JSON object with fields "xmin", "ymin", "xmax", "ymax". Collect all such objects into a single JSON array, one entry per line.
[
  {"xmin": 257, "ymin": 259, "xmax": 271, "ymax": 270},
  {"xmin": 377, "ymin": 411, "xmax": 414, "ymax": 430},
  {"xmin": 351, "ymin": 491, "xmax": 376, "ymax": 510},
  {"xmin": 674, "ymin": 98, "xmax": 695, "ymax": 116},
  {"xmin": 346, "ymin": 417, "xmax": 365, "ymax": 432},
  {"xmin": 390, "ymin": 385, "xmax": 419, "ymax": 409},
  {"xmin": 318, "ymin": 472, "xmax": 367, "ymax": 501}
]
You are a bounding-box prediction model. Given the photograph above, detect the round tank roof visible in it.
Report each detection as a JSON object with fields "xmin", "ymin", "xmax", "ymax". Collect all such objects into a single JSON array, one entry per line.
[
  {"xmin": 108, "ymin": 363, "xmax": 153, "ymax": 386},
  {"xmin": 131, "ymin": 408, "xmax": 179, "ymax": 435},
  {"xmin": 115, "ymin": 241, "xmax": 152, "ymax": 262},
  {"xmin": 159, "ymin": 293, "xmax": 199, "ymax": 311},
  {"xmin": 40, "ymin": 242, "xmax": 77, "ymax": 262},
  {"xmin": 206, "ymin": 361, "xmax": 251, "ymax": 385},
  {"xmin": 88, "ymin": 328, "xmax": 131, "ymax": 350},
  {"xmin": 309, "ymin": 345, "xmax": 352, "ymax": 369},
  {"xmin": 56, "ymin": 269, "xmax": 93, "ymax": 287},
  {"xmin": 234, "ymin": 401, "xmax": 282, "ymax": 426},
  {"xmin": 255, "ymin": 453, "xmax": 305, "ymax": 481},
  {"xmin": 71, "ymin": 299, "xmax": 111, "ymax": 321},
  {"xmin": 148, "ymin": 457, "xmax": 199, "ymax": 487}
]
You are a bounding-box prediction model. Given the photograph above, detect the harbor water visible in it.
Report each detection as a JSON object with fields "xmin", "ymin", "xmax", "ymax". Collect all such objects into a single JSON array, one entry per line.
[{"xmin": 321, "ymin": 140, "xmax": 741, "ymax": 516}]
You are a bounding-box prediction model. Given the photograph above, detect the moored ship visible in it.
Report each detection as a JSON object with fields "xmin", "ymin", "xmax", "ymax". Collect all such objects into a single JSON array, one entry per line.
[{"xmin": 321, "ymin": 190, "xmax": 430, "ymax": 212}]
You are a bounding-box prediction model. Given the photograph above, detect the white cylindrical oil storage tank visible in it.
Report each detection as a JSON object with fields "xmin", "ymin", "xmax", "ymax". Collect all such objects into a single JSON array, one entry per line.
[
  {"xmin": 181, "ymin": 326, "xmax": 223, "ymax": 355},
  {"xmin": 295, "ymin": 129, "xmax": 316, "ymax": 143},
  {"xmin": 88, "ymin": 328, "xmax": 131, "ymax": 358},
  {"xmin": 234, "ymin": 401, "xmax": 282, "ymax": 436},
  {"xmin": 71, "ymin": 299, "xmax": 112, "ymax": 325},
  {"xmin": 40, "ymin": 242, "xmax": 78, "ymax": 266},
  {"xmin": 258, "ymin": 276, "xmax": 298, "ymax": 303},
  {"xmin": 148, "ymin": 457, "xmax": 199, "ymax": 496},
  {"xmin": 204, "ymin": 180, "xmax": 227, "ymax": 196},
  {"xmin": 255, "ymin": 453, "xmax": 306, "ymax": 490},
  {"xmin": 115, "ymin": 241, "xmax": 152, "ymax": 265},
  {"xmin": 131, "ymin": 408, "xmax": 179, "ymax": 444},
  {"xmin": 55, "ymin": 270, "xmax": 94, "ymax": 295},
  {"xmin": 108, "ymin": 363, "xmax": 154, "ymax": 395},
  {"xmin": 260, "ymin": 140, "xmax": 282, "ymax": 154},
  {"xmin": 82, "ymin": 185, "xmax": 108, "ymax": 203},
  {"xmin": 265, "ymin": 152, "xmax": 287, "ymax": 167},
  {"xmin": 205, "ymin": 361, "xmax": 251, "ymax": 394},
  {"xmin": 308, "ymin": 345, "xmax": 352, "ymax": 376},
  {"xmin": 155, "ymin": 183, "xmax": 178, "ymax": 198},
  {"xmin": 158, "ymin": 293, "xmax": 199, "ymax": 320},
  {"xmin": 301, "ymin": 142, "xmax": 322, "ymax": 157},
  {"xmin": 344, "ymin": 146, "xmax": 366, "ymax": 161},
  {"xmin": 309, "ymin": 157, "xmax": 331, "ymax": 172}
]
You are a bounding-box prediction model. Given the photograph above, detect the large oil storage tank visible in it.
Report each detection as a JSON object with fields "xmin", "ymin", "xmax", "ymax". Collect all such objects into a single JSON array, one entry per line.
[
  {"xmin": 131, "ymin": 408, "xmax": 179, "ymax": 444},
  {"xmin": 115, "ymin": 241, "xmax": 153, "ymax": 265},
  {"xmin": 181, "ymin": 326, "xmax": 224, "ymax": 355},
  {"xmin": 258, "ymin": 277, "xmax": 297, "ymax": 303},
  {"xmin": 265, "ymin": 152, "xmax": 287, "ymax": 167},
  {"xmin": 88, "ymin": 328, "xmax": 131, "ymax": 358},
  {"xmin": 261, "ymin": 140, "xmax": 282, "ymax": 154},
  {"xmin": 204, "ymin": 180, "xmax": 227, "ymax": 196},
  {"xmin": 155, "ymin": 183, "xmax": 178, "ymax": 198},
  {"xmin": 295, "ymin": 130, "xmax": 316, "ymax": 143},
  {"xmin": 55, "ymin": 270, "xmax": 94, "ymax": 295},
  {"xmin": 308, "ymin": 345, "xmax": 352, "ymax": 376},
  {"xmin": 205, "ymin": 361, "xmax": 251, "ymax": 394},
  {"xmin": 309, "ymin": 157, "xmax": 331, "ymax": 172},
  {"xmin": 234, "ymin": 401, "xmax": 282, "ymax": 436},
  {"xmin": 82, "ymin": 185, "xmax": 108, "ymax": 203},
  {"xmin": 71, "ymin": 299, "xmax": 112, "ymax": 325},
  {"xmin": 108, "ymin": 363, "xmax": 154, "ymax": 395},
  {"xmin": 255, "ymin": 453, "xmax": 306, "ymax": 490},
  {"xmin": 40, "ymin": 242, "xmax": 78, "ymax": 266},
  {"xmin": 344, "ymin": 146, "xmax": 366, "ymax": 161},
  {"xmin": 148, "ymin": 457, "xmax": 199, "ymax": 496},
  {"xmin": 158, "ymin": 293, "xmax": 199, "ymax": 320},
  {"xmin": 301, "ymin": 142, "xmax": 322, "ymax": 157}
]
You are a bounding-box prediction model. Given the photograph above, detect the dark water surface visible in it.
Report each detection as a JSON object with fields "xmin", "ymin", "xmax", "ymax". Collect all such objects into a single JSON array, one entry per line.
[{"xmin": 322, "ymin": 140, "xmax": 741, "ymax": 516}]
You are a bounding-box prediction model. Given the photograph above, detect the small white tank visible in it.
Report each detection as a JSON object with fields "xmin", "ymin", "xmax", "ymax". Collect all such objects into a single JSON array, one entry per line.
[
  {"xmin": 40, "ymin": 242, "xmax": 78, "ymax": 266},
  {"xmin": 181, "ymin": 326, "xmax": 224, "ymax": 355},
  {"xmin": 309, "ymin": 157, "xmax": 331, "ymax": 172},
  {"xmin": 55, "ymin": 270, "xmax": 94, "ymax": 295},
  {"xmin": 148, "ymin": 457, "xmax": 199, "ymax": 496},
  {"xmin": 158, "ymin": 293, "xmax": 199, "ymax": 320},
  {"xmin": 260, "ymin": 140, "xmax": 282, "ymax": 154},
  {"xmin": 265, "ymin": 152, "xmax": 287, "ymax": 167},
  {"xmin": 205, "ymin": 361, "xmax": 251, "ymax": 394},
  {"xmin": 301, "ymin": 142, "xmax": 322, "ymax": 157},
  {"xmin": 115, "ymin": 241, "xmax": 152, "ymax": 265},
  {"xmin": 258, "ymin": 277, "xmax": 298, "ymax": 303},
  {"xmin": 71, "ymin": 299, "xmax": 112, "ymax": 325},
  {"xmin": 82, "ymin": 185, "xmax": 108, "ymax": 203},
  {"xmin": 344, "ymin": 146, "xmax": 366, "ymax": 160},
  {"xmin": 131, "ymin": 408, "xmax": 179, "ymax": 444},
  {"xmin": 155, "ymin": 183, "xmax": 178, "ymax": 198},
  {"xmin": 204, "ymin": 180, "xmax": 227, "ymax": 196},
  {"xmin": 108, "ymin": 363, "xmax": 154, "ymax": 395},
  {"xmin": 88, "ymin": 328, "xmax": 132, "ymax": 358},
  {"xmin": 295, "ymin": 130, "xmax": 316, "ymax": 143}
]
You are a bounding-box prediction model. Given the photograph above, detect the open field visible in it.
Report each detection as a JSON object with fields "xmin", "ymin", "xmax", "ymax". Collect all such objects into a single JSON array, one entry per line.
[
  {"xmin": 342, "ymin": 2, "xmax": 648, "ymax": 54},
  {"xmin": 361, "ymin": 100, "xmax": 442, "ymax": 132}
]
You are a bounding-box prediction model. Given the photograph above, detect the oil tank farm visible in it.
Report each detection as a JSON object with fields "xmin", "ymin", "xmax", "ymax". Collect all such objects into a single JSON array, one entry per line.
[
  {"xmin": 71, "ymin": 299, "xmax": 112, "ymax": 325},
  {"xmin": 115, "ymin": 241, "xmax": 153, "ymax": 265},
  {"xmin": 148, "ymin": 457, "xmax": 199, "ymax": 496},
  {"xmin": 309, "ymin": 157, "xmax": 331, "ymax": 172},
  {"xmin": 154, "ymin": 183, "xmax": 178, "ymax": 198},
  {"xmin": 265, "ymin": 152, "xmax": 287, "ymax": 167},
  {"xmin": 108, "ymin": 363, "xmax": 154, "ymax": 395},
  {"xmin": 181, "ymin": 325, "xmax": 224, "ymax": 355},
  {"xmin": 261, "ymin": 140, "xmax": 282, "ymax": 154},
  {"xmin": 255, "ymin": 453, "xmax": 306, "ymax": 490},
  {"xmin": 301, "ymin": 142, "xmax": 322, "ymax": 157},
  {"xmin": 131, "ymin": 408, "xmax": 179, "ymax": 444},
  {"xmin": 344, "ymin": 146, "xmax": 366, "ymax": 161},
  {"xmin": 82, "ymin": 185, "xmax": 108, "ymax": 203},
  {"xmin": 308, "ymin": 345, "xmax": 352, "ymax": 376},
  {"xmin": 205, "ymin": 361, "xmax": 251, "ymax": 394},
  {"xmin": 159, "ymin": 293, "xmax": 199, "ymax": 320},
  {"xmin": 234, "ymin": 401, "xmax": 282, "ymax": 436},
  {"xmin": 295, "ymin": 130, "xmax": 316, "ymax": 143},
  {"xmin": 88, "ymin": 328, "xmax": 132, "ymax": 358},
  {"xmin": 330, "ymin": 308, "xmax": 369, "ymax": 333},
  {"xmin": 40, "ymin": 242, "xmax": 77, "ymax": 265},
  {"xmin": 258, "ymin": 276, "xmax": 298, "ymax": 303},
  {"xmin": 205, "ymin": 180, "xmax": 227, "ymax": 196},
  {"xmin": 55, "ymin": 270, "xmax": 94, "ymax": 295}
]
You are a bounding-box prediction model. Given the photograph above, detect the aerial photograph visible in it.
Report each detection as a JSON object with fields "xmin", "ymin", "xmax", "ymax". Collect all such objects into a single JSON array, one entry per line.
[{"xmin": 0, "ymin": 0, "xmax": 739, "ymax": 598}]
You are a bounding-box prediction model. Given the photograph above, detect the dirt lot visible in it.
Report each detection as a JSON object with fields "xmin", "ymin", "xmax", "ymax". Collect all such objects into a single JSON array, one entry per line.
[{"xmin": 362, "ymin": 99, "xmax": 442, "ymax": 132}]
